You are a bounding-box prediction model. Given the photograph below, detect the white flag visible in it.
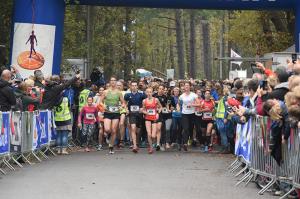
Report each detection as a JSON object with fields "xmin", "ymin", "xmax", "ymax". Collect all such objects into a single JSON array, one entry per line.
[{"xmin": 230, "ymin": 49, "xmax": 242, "ymax": 66}]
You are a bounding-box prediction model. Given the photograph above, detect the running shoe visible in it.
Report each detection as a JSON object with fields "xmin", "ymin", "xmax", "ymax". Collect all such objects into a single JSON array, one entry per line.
[
  {"xmin": 96, "ymin": 144, "xmax": 103, "ymax": 151},
  {"xmin": 208, "ymin": 145, "xmax": 213, "ymax": 152},
  {"xmin": 140, "ymin": 141, "xmax": 147, "ymax": 148},
  {"xmin": 166, "ymin": 143, "xmax": 171, "ymax": 149},
  {"xmin": 183, "ymin": 144, "xmax": 188, "ymax": 152},
  {"xmin": 156, "ymin": 144, "xmax": 161, "ymax": 151},
  {"xmin": 109, "ymin": 147, "xmax": 114, "ymax": 154},
  {"xmin": 148, "ymin": 147, "xmax": 153, "ymax": 154},
  {"xmin": 119, "ymin": 140, "xmax": 125, "ymax": 148},
  {"xmin": 132, "ymin": 147, "xmax": 138, "ymax": 153},
  {"xmin": 160, "ymin": 145, "xmax": 165, "ymax": 151},
  {"xmin": 204, "ymin": 146, "xmax": 208, "ymax": 153}
]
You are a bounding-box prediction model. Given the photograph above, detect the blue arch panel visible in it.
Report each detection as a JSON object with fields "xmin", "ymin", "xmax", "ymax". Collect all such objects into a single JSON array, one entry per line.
[{"xmin": 75, "ymin": 0, "xmax": 296, "ymax": 10}]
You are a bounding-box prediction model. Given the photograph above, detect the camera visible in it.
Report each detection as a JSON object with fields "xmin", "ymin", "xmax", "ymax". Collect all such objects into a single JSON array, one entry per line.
[
  {"xmin": 227, "ymin": 106, "xmax": 233, "ymax": 113},
  {"xmin": 259, "ymin": 80, "xmax": 268, "ymax": 90},
  {"xmin": 292, "ymin": 53, "xmax": 298, "ymax": 64}
]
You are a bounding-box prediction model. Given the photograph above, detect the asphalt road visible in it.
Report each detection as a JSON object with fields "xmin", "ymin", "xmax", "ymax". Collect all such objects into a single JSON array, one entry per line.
[{"xmin": 0, "ymin": 149, "xmax": 274, "ymax": 199}]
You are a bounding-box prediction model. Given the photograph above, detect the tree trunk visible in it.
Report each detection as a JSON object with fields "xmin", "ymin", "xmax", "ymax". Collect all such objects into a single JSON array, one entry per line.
[
  {"xmin": 183, "ymin": 17, "xmax": 189, "ymax": 77},
  {"xmin": 189, "ymin": 10, "xmax": 196, "ymax": 78},
  {"xmin": 175, "ymin": 9, "xmax": 185, "ymax": 79},
  {"xmin": 260, "ymin": 12, "xmax": 274, "ymax": 48},
  {"xmin": 168, "ymin": 20, "xmax": 175, "ymax": 70},
  {"xmin": 123, "ymin": 7, "xmax": 133, "ymax": 80},
  {"xmin": 201, "ymin": 17, "xmax": 212, "ymax": 80}
]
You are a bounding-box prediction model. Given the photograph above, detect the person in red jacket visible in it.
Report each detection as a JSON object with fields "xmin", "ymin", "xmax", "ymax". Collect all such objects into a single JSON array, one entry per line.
[{"xmin": 78, "ymin": 97, "xmax": 98, "ymax": 152}]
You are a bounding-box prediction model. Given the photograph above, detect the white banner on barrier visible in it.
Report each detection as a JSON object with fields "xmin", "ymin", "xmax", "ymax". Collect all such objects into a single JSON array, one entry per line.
[{"xmin": 10, "ymin": 112, "xmax": 22, "ymax": 152}]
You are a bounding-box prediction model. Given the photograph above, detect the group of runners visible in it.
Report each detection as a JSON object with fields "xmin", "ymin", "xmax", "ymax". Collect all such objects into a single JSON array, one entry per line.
[{"xmin": 78, "ymin": 76, "xmax": 217, "ymax": 155}]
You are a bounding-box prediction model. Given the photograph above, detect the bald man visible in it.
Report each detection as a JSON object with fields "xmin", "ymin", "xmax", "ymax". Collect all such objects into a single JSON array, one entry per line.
[{"xmin": 0, "ymin": 69, "xmax": 16, "ymax": 111}]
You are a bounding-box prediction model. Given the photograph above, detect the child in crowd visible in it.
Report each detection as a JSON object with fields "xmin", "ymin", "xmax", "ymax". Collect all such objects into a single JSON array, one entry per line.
[{"xmin": 78, "ymin": 97, "xmax": 98, "ymax": 152}]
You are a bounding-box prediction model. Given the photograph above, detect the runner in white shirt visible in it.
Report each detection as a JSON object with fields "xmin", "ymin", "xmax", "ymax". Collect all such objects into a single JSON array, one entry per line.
[{"xmin": 177, "ymin": 82, "xmax": 198, "ymax": 151}]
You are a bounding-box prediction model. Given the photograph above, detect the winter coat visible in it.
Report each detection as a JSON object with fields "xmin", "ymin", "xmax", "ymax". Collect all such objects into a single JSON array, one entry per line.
[
  {"xmin": 14, "ymin": 88, "xmax": 40, "ymax": 111},
  {"xmin": 0, "ymin": 79, "xmax": 16, "ymax": 111},
  {"xmin": 262, "ymin": 82, "xmax": 289, "ymax": 101},
  {"xmin": 40, "ymin": 77, "xmax": 78, "ymax": 110}
]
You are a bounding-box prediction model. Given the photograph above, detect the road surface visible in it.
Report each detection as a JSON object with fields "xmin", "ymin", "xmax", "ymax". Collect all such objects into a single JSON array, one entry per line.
[{"xmin": 0, "ymin": 149, "xmax": 274, "ymax": 199}]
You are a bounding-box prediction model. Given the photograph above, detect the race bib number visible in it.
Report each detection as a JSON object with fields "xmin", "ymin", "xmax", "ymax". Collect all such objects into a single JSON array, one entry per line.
[
  {"xmin": 195, "ymin": 112, "xmax": 202, "ymax": 116},
  {"xmin": 147, "ymin": 109, "xmax": 156, "ymax": 116},
  {"xmin": 162, "ymin": 108, "xmax": 168, "ymax": 114},
  {"xmin": 86, "ymin": 113, "xmax": 95, "ymax": 120},
  {"xmin": 108, "ymin": 106, "xmax": 119, "ymax": 112},
  {"xmin": 130, "ymin": 105, "xmax": 140, "ymax": 112},
  {"xmin": 202, "ymin": 112, "xmax": 213, "ymax": 120}
]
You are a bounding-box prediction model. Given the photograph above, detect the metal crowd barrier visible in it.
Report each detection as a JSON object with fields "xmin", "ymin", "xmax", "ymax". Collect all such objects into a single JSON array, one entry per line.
[
  {"xmin": 0, "ymin": 110, "xmax": 57, "ymax": 175},
  {"xmin": 229, "ymin": 115, "xmax": 300, "ymax": 199}
]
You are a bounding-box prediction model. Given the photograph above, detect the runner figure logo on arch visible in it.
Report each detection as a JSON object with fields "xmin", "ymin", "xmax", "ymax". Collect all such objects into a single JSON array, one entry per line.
[{"xmin": 17, "ymin": 30, "xmax": 45, "ymax": 70}]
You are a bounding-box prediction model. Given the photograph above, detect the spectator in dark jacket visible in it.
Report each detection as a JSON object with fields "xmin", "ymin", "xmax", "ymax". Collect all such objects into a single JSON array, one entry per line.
[
  {"xmin": 262, "ymin": 66, "xmax": 290, "ymax": 101},
  {"xmin": 0, "ymin": 69, "xmax": 16, "ymax": 111},
  {"xmin": 40, "ymin": 74, "xmax": 80, "ymax": 110},
  {"xmin": 14, "ymin": 82, "xmax": 40, "ymax": 111}
]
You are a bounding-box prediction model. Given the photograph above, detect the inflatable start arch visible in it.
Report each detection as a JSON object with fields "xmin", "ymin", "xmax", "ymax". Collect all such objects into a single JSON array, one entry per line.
[{"xmin": 10, "ymin": 0, "xmax": 300, "ymax": 77}]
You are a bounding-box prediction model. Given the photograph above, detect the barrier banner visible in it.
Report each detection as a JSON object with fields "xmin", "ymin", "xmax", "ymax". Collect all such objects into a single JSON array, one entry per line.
[
  {"xmin": 39, "ymin": 111, "xmax": 49, "ymax": 146},
  {"xmin": 32, "ymin": 113, "xmax": 39, "ymax": 150},
  {"xmin": 10, "ymin": 112, "xmax": 22, "ymax": 153},
  {"xmin": 235, "ymin": 118, "xmax": 253, "ymax": 162},
  {"xmin": 21, "ymin": 112, "xmax": 33, "ymax": 152},
  {"xmin": 49, "ymin": 111, "xmax": 57, "ymax": 141},
  {"xmin": 0, "ymin": 112, "xmax": 10, "ymax": 155}
]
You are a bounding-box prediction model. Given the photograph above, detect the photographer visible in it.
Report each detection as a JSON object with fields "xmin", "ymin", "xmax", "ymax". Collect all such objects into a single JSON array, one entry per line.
[{"xmin": 257, "ymin": 64, "xmax": 290, "ymax": 102}]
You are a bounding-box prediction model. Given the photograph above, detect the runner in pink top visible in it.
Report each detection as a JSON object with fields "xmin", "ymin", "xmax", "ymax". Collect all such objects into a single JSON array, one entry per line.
[{"xmin": 78, "ymin": 97, "xmax": 98, "ymax": 152}]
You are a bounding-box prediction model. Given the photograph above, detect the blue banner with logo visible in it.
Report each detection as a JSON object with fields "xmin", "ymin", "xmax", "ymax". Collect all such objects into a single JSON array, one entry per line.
[
  {"xmin": 235, "ymin": 118, "xmax": 253, "ymax": 163},
  {"xmin": 0, "ymin": 113, "xmax": 10, "ymax": 155}
]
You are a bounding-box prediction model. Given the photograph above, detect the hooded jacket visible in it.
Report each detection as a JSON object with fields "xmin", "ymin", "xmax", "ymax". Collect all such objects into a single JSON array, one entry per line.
[
  {"xmin": 262, "ymin": 82, "xmax": 289, "ymax": 101},
  {"xmin": 0, "ymin": 79, "xmax": 16, "ymax": 111}
]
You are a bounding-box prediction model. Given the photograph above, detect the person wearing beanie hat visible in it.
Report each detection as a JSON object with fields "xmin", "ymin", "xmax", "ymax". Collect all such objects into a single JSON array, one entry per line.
[{"xmin": 34, "ymin": 70, "xmax": 45, "ymax": 88}]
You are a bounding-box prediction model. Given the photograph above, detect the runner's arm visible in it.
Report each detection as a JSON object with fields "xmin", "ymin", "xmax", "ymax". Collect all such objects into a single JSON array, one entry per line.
[{"xmin": 156, "ymin": 99, "xmax": 162, "ymax": 113}]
